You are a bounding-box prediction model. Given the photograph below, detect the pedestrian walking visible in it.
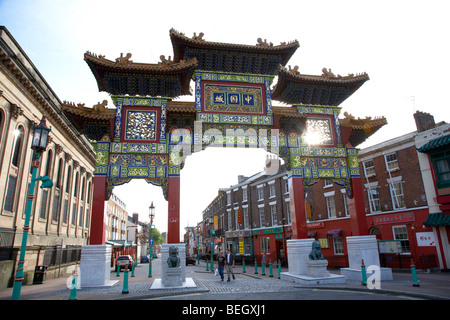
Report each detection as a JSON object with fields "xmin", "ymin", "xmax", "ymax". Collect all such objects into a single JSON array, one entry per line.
[
  {"xmin": 216, "ymin": 251, "xmax": 226, "ymax": 281},
  {"xmin": 226, "ymin": 249, "xmax": 235, "ymax": 282}
]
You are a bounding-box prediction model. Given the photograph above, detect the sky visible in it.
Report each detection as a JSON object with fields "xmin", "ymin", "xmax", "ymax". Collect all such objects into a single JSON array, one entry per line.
[{"xmin": 1, "ymin": 0, "xmax": 449, "ymax": 238}]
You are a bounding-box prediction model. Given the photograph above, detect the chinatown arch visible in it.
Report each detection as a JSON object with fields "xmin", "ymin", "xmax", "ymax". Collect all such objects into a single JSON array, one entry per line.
[{"xmin": 62, "ymin": 29, "xmax": 387, "ymax": 284}]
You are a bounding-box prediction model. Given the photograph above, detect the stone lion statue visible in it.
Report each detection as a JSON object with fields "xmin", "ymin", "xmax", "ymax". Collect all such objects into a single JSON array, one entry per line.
[
  {"xmin": 167, "ymin": 246, "xmax": 180, "ymax": 268},
  {"xmin": 308, "ymin": 240, "xmax": 324, "ymax": 260}
]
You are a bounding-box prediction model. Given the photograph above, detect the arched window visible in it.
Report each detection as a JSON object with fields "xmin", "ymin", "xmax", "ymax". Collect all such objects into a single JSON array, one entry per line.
[
  {"xmin": 63, "ymin": 165, "xmax": 72, "ymax": 224},
  {"xmin": 3, "ymin": 125, "xmax": 25, "ymax": 212},
  {"xmin": 39, "ymin": 150, "xmax": 53, "ymax": 219},
  {"xmin": 0, "ymin": 109, "xmax": 4, "ymax": 146},
  {"xmin": 51, "ymin": 158, "xmax": 64, "ymax": 222},
  {"xmin": 11, "ymin": 126, "xmax": 24, "ymax": 167},
  {"xmin": 72, "ymin": 171, "xmax": 79, "ymax": 225}
]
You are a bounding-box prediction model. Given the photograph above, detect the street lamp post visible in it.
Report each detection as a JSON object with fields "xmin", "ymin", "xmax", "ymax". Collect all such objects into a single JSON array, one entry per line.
[
  {"xmin": 12, "ymin": 115, "xmax": 52, "ymax": 300},
  {"xmin": 148, "ymin": 202, "xmax": 155, "ymax": 278}
]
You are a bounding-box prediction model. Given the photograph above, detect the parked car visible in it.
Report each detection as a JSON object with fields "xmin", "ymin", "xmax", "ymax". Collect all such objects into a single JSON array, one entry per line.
[
  {"xmin": 116, "ymin": 255, "xmax": 133, "ymax": 270},
  {"xmin": 186, "ymin": 256, "xmax": 196, "ymax": 265},
  {"xmin": 141, "ymin": 255, "xmax": 150, "ymax": 263}
]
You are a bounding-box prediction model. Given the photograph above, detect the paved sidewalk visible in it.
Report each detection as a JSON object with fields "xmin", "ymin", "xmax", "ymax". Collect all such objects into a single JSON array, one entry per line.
[{"xmin": 1, "ymin": 257, "xmax": 449, "ymax": 300}]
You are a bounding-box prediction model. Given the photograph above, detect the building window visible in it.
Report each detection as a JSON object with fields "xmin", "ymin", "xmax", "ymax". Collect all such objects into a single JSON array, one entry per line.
[
  {"xmin": 363, "ymin": 160, "xmax": 375, "ymax": 176},
  {"xmin": 242, "ymin": 187, "xmax": 248, "ymax": 202},
  {"xmin": 259, "ymin": 206, "xmax": 265, "ymax": 227},
  {"xmin": 260, "ymin": 237, "xmax": 270, "ymax": 254},
  {"xmin": 389, "ymin": 181, "xmax": 405, "ymax": 209},
  {"xmin": 341, "ymin": 190, "xmax": 349, "ymax": 216},
  {"xmin": 257, "ymin": 185, "xmax": 264, "ymax": 201},
  {"xmin": 269, "ymin": 181, "xmax": 276, "ymax": 198},
  {"xmin": 228, "ymin": 211, "xmax": 232, "ymax": 231},
  {"xmin": 385, "ymin": 153, "xmax": 399, "ymax": 171},
  {"xmin": 323, "ymin": 179, "xmax": 333, "ymax": 188},
  {"xmin": 431, "ymin": 151, "xmax": 450, "ymax": 189},
  {"xmin": 325, "ymin": 195, "xmax": 336, "ymax": 218},
  {"xmin": 40, "ymin": 150, "xmax": 53, "ymax": 219},
  {"xmin": 367, "ymin": 187, "xmax": 381, "ymax": 212},
  {"xmin": 11, "ymin": 126, "xmax": 24, "ymax": 167},
  {"xmin": 270, "ymin": 204, "xmax": 277, "ymax": 226},
  {"xmin": 227, "ymin": 192, "xmax": 231, "ymax": 205},
  {"xmin": 393, "ymin": 225, "xmax": 410, "ymax": 254},
  {"xmin": 243, "ymin": 207, "xmax": 249, "ymax": 229},
  {"xmin": 333, "ymin": 237, "xmax": 344, "ymax": 255},
  {"xmin": 284, "ymin": 177, "xmax": 289, "ymax": 194},
  {"xmin": 285, "ymin": 200, "xmax": 291, "ymax": 224}
]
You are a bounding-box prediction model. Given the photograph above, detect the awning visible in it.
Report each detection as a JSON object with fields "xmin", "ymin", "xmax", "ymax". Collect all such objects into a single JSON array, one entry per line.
[
  {"xmin": 417, "ymin": 135, "xmax": 450, "ymax": 153},
  {"xmin": 308, "ymin": 231, "xmax": 318, "ymax": 239},
  {"xmin": 423, "ymin": 212, "xmax": 450, "ymax": 227},
  {"xmin": 327, "ymin": 229, "xmax": 343, "ymax": 237}
]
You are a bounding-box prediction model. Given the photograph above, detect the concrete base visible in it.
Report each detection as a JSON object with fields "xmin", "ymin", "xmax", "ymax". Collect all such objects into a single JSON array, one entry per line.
[
  {"xmin": 340, "ymin": 267, "xmax": 393, "ymax": 281},
  {"xmin": 341, "ymin": 235, "xmax": 393, "ymax": 281},
  {"xmin": 150, "ymin": 277, "xmax": 197, "ymax": 290},
  {"xmin": 164, "ymin": 266, "xmax": 182, "ymax": 287},
  {"xmin": 80, "ymin": 245, "xmax": 118, "ymax": 288},
  {"xmin": 281, "ymin": 272, "xmax": 346, "ymax": 285},
  {"xmin": 306, "ymin": 259, "xmax": 330, "ymax": 278}
]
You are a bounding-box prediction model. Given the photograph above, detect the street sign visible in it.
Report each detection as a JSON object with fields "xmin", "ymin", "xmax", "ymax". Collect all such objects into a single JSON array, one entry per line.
[
  {"xmin": 378, "ymin": 240, "xmax": 402, "ymax": 254},
  {"xmin": 149, "ymin": 239, "xmax": 153, "ymax": 245}
]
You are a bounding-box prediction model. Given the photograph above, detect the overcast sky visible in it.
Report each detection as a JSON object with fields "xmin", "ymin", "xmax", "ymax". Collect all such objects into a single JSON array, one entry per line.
[{"xmin": 1, "ymin": 0, "xmax": 449, "ymax": 237}]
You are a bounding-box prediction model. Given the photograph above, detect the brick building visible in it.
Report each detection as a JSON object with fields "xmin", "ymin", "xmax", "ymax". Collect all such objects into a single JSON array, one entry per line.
[{"xmin": 198, "ymin": 112, "xmax": 446, "ymax": 270}]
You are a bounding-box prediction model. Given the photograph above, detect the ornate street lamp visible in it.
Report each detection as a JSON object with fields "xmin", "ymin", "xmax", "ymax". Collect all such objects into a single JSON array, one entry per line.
[
  {"xmin": 148, "ymin": 202, "xmax": 155, "ymax": 278},
  {"xmin": 12, "ymin": 115, "xmax": 52, "ymax": 300}
]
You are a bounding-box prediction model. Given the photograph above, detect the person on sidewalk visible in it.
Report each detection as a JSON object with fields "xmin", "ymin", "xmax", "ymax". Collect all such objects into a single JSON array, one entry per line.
[
  {"xmin": 226, "ymin": 249, "xmax": 235, "ymax": 282},
  {"xmin": 217, "ymin": 251, "xmax": 226, "ymax": 281}
]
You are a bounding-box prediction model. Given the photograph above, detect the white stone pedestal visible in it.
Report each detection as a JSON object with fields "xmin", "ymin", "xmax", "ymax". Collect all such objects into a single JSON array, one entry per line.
[
  {"xmin": 80, "ymin": 245, "xmax": 118, "ymax": 288},
  {"xmin": 306, "ymin": 260, "xmax": 330, "ymax": 278},
  {"xmin": 286, "ymin": 239, "xmax": 315, "ymax": 275},
  {"xmin": 281, "ymin": 239, "xmax": 345, "ymax": 285},
  {"xmin": 149, "ymin": 243, "xmax": 197, "ymax": 290},
  {"xmin": 163, "ymin": 266, "xmax": 183, "ymax": 287},
  {"xmin": 340, "ymin": 235, "xmax": 392, "ymax": 281}
]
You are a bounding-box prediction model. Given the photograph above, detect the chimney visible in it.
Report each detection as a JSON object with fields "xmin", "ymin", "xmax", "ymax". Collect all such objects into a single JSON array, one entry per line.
[
  {"xmin": 413, "ymin": 111, "xmax": 435, "ymax": 132},
  {"xmin": 132, "ymin": 213, "xmax": 139, "ymax": 224},
  {"xmin": 238, "ymin": 175, "xmax": 248, "ymax": 183}
]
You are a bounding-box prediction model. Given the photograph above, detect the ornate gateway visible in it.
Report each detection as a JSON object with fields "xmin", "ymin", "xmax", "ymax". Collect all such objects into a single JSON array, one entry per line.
[{"xmin": 62, "ymin": 29, "xmax": 386, "ymax": 244}]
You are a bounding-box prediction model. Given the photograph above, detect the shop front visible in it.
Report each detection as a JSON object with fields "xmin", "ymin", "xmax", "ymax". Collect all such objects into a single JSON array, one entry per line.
[{"xmin": 225, "ymin": 230, "xmax": 253, "ymax": 264}]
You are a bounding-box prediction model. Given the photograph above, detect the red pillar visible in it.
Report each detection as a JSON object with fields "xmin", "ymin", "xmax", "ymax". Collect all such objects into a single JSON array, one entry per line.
[
  {"xmin": 168, "ymin": 176, "xmax": 180, "ymax": 244},
  {"xmin": 348, "ymin": 176, "xmax": 368, "ymax": 236},
  {"xmin": 289, "ymin": 176, "xmax": 308, "ymax": 239},
  {"xmin": 90, "ymin": 175, "xmax": 107, "ymax": 245}
]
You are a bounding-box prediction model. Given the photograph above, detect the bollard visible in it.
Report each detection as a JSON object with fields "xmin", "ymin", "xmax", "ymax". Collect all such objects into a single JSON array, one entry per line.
[
  {"xmin": 206, "ymin": 259, "xmax": 209, "ymax": 271},
  {"xmin": 410, "ymin": 259, "xmax": 420, "ymax": 287},
  {"xmin": 361, "ymin": 259, "xmax": 367, "ymax": 286},
  {"xmin": 269, "ymin": 258, "xmax": 273, "ymax": 277},
  {"xmin": 242, "ymin": 259, "xmax": 246, "ymax": 273},
  {"xmin": 261, "ymin": 262, "xmax": 266, "ymax": 276},
  {"xmin": 131, "ymin": 263, "xmax": 135, "ymax": 277},
  {"xmin": 277, "ymin": 259, "xmax": 281, "ymax": 279},
  {"xmin": 116, "ymin": 265, "xmax": 120, "ymax": 277},
  {"xmin": 254, "ymin": 259, "xmax": 258, "ymax": 274},
  {"xmin": 122, "ymin": 265, "xmax": 129, "ymax": 294},
  {"xmin": 69, "ymin": 270, "xmax": 78, "ymax": 300}
]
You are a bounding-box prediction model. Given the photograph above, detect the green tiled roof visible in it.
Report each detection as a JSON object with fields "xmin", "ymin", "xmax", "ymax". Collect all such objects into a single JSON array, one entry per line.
[
  {"xmin": 423, "ymin": 212, "xmax": 450, "ymax": 227},
  {"xmin": 417, "ymin": 135, "xmax": 450, "ymax": 153}
]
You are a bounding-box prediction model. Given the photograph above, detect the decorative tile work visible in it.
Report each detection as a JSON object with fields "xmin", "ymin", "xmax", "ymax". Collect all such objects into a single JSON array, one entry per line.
[
  {"xmin": 195, "ymin": 71, "xmax": 273, "ymax": 126},
  {"xmin": 124, "ymin": 110, "xmax": 157, "ymax": 141}
]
